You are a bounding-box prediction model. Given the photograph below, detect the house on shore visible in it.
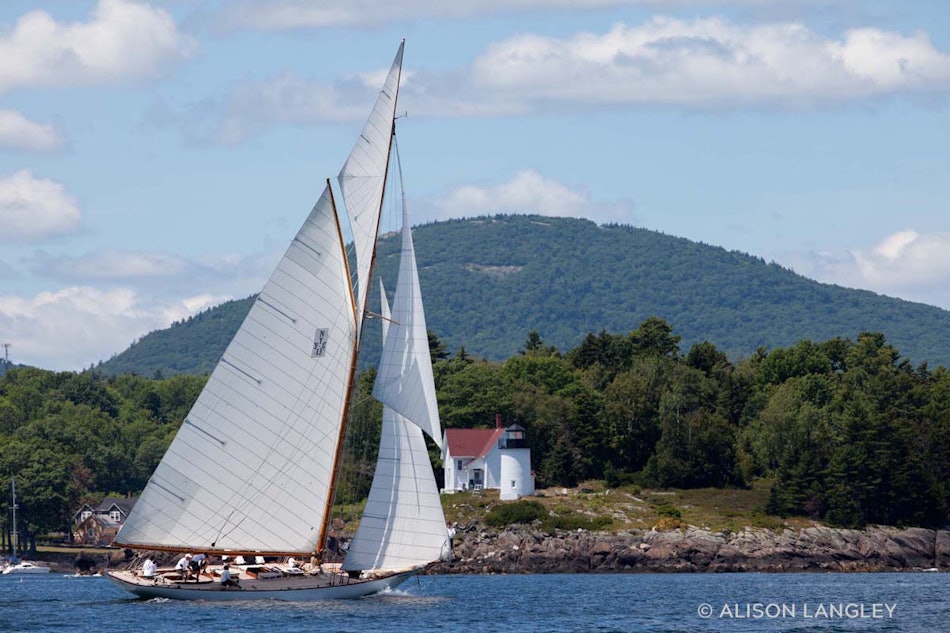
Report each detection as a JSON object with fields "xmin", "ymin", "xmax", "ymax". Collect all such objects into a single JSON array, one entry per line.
[
  {"xmin": 72, "ymin": 496, "xmax": 137, "ymax": 546},
  {"xmin": 443, "ymin": 415, "xmax": 534, "ymax": 500}
]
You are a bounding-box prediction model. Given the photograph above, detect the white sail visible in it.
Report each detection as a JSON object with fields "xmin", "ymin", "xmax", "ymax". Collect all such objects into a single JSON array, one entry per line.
[
  {"xmin": 342, "ymin": 280, "xmax": 448, "ymax": 571},
  {"xmin": 339, "ymin": 41, "xmax": 404, "ymax": 331},
  {"xmin": 372, "ymin": 206, "xmax": 443, "ymax": 447},
  {"xmin": 116, "ymin": 184, "xmax": 356, "ymax": 555}
]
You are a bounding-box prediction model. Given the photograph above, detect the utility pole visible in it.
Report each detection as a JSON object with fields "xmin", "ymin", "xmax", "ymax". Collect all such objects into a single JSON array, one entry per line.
[{"xmin": 1, "ymin": 343, "xmax": 9, "ymax": 368}]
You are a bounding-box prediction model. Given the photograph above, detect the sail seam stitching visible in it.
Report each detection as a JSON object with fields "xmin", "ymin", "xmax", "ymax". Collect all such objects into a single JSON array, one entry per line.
[
  {"xmin": 258, "ymin": 297, "xmax": 297, "ymax": 324},
  {"xmin": 220, "ymin": 357, "xmax": 263, "ymax": 385},
  {"xmin": 184, "ymin": 419, "xmax": 227, "ymax": 446}
]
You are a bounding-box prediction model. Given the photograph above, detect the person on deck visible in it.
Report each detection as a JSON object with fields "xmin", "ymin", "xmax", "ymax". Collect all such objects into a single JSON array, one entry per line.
[
  {"xmin": 175, "ymin": 553, "xmax": 192, "ymax": 580},
  {"xmin": 220, "ymin": 564, "xmax": 239, "ymax": 587},
  {"xmin": 191, "ymin": 552, "xmax": 207, "ymax": 579},
  {"xmin": 142, "ymin": 558, "xmax": 156, "ymax": 580}
]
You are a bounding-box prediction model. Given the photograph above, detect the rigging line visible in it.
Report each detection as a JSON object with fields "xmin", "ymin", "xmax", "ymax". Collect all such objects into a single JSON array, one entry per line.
[
  {"xmin": 389, "ymin": 132, "xmax": 424, "ymax": 322},
  {"xmin": 393, "ymin": 131, "xmax": 406, "ymax": 204}
]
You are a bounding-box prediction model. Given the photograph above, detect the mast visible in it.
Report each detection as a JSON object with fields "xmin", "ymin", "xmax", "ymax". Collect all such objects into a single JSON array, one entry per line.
[
  {"xmin": 10, "ymin": 478, "xmax": 17, "ymax": 559},
  {"xmin": 316, "ymin": 44, "xmax": 404, "ymax": 561},
  {"xmin": 314, "ymin": 180, "xmax": 357, "ymax": 560}
]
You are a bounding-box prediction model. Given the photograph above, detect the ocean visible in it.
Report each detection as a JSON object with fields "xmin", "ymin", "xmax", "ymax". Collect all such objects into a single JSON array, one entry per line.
[{"xmin": 1, "ymin": 572, "xmax": 946, "ymax": 632}]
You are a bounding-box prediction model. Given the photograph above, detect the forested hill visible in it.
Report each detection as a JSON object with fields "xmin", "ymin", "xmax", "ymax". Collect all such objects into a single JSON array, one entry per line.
[
  {"xmin": 99, "ymin": 296, "xmax": 253, "ymax": 377},
  {"xmin": 98, "ymin": 214, "xmax": 950, "ymax": 375}
]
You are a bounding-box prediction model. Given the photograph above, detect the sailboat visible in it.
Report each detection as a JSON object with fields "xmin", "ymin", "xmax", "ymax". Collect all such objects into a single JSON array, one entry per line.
[
  {"xmin": 2, "ymin": 478, "xmax": 51, "ymax": 574},
  {"xmin": 106, "ymin": 41, "xmax": 451, "ymax": 601}
]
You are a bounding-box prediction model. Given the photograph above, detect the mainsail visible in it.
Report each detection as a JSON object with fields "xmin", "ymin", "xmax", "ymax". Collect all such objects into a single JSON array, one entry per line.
[{"xmin": 116, "ymin": 186, "xmax": 355, "ymax": 555}]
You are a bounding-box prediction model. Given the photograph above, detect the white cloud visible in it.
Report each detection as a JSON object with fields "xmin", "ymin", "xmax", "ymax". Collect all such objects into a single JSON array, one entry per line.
[
  {"xmin": 0, "ymin": 0, "xmax": 196, "ymax": 93},
  {"xmin": 215, "ymin": 0, "xmax": 538, "ymax": 30},
  {"xmin": 0, "ymin": 245, "xmax": 270, "ymax": 369},
  {"xmin": 0, "ymin": 243, "xmax": 278, "ymax": 370},
  {"xmin": 163, "ymin": 64, "xmax": 529, "ymax": 144},
  {"xmin": 854, "ymin": 230, "xmax": 950, "ymax": 288},
  {"xmin": 0, "ymin": 286, "xmax": 205, "ymax": 371},
  {"xmin": 779, "ymin": 230, "xmax": 950, "ymax": 310},
  {"xmin": 31, "ymin": 249, "xmax": 188, "ymax": 280},
  {"xmin": 0, "ymin": 171, "xmax": 81, "ymax": 242},
  {"xmin": 0, "ymin": 110, "xmax": 64, "ymax": 152},
  {"xmin": 24, "ymin": 248, "xmax": 275, "ymax": 303},
  {"xmin": 215, "ymin": 0, "xmax": 777, "ymax": 31},
  {"xmin": 155, "ymin": 71, "xmax": 375, "ymax": 145},
  {"xmin": 470, "ymin": 18, "xmax": 950, "ymax": 106},
  {"xmin": 430, "ymin": 169, "xmax": 635, "ymax": 223},
  {"xmin": 216, "ymin": 73, "xmax": 370, "ymax": 144},
  {"xmin": 170, "ymin": 15, "xmax": 950, "ymax": 144}
]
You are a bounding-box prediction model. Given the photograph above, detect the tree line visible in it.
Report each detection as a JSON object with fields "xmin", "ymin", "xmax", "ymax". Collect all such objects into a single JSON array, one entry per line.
[
  {"xmin": 430, "ymin": 319, "xmax": 950, "ymax": 529},
  {"xmin": 3, "ymin": 317, "xmax": 950, "ymax": 548}
]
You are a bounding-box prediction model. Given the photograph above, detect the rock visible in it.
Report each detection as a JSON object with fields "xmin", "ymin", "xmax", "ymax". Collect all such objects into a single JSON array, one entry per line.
[
  {"xmin": 426, "ymin": 523, "xmax": 950, "ymax": 575},
  {"xmin": 937, "ymin": 530, "xmax": 950, "ymax": 568}
]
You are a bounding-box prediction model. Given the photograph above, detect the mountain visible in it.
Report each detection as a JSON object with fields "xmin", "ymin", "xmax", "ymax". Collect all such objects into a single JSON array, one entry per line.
[
  {"xmin": 98, "ymin": 214, "xmax": 950, "ymax": 375},
  {"xmin": 98, "ymin": 297, "xmax": 254, "ymax": 377}
]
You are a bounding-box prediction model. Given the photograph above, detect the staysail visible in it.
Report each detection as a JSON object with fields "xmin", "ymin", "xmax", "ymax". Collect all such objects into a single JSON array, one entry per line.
[
  {"xmin": 115, "ymin": 187, "xmax": 357, "ymax": 555},
  {"xmin": 342, "ymin": 275, "xmax": 449, "ymax": 571},
  {"xmin": 339, "ymin": 41, "xmax": 404, "ymax": 331},
  {"xmin": 372, "ymin": 204, "xmax": 443, "ymax": 447}
]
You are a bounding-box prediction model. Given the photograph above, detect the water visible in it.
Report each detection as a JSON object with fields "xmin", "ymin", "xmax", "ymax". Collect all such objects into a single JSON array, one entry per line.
[{"xmin": 1, "ymin": 572, "xmax": 947, "ymax": 632}]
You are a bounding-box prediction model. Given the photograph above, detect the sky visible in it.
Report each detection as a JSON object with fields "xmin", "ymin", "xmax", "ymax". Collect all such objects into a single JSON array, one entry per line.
[{"xmin": 0, "ymin": 0, "xmax": 948, "ymax": 371}]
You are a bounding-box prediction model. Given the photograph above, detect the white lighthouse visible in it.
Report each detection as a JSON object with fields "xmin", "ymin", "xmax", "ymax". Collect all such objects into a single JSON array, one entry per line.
[
  {"xmin": 443, "ymin": 416, "xmax": 536, "ymax": 497},
  {"xmin": 499, "ymin": 424, "xmax": 534, "ymax": 500}
]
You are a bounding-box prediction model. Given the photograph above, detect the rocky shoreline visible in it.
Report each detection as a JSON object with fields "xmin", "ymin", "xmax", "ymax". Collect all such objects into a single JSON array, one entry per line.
[
  {"xmin": 25, "ymin": 524, "xmax": 950, "ymax": 575},
  {"xmin": 429, "ymin": 524, "xmax": 950, "ymax": 574}
]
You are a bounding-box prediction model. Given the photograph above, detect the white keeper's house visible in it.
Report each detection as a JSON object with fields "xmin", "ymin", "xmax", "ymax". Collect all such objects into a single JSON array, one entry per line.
[{"xmin": 442, "ymin": 415, "xmax": 535, "ymax": 500}]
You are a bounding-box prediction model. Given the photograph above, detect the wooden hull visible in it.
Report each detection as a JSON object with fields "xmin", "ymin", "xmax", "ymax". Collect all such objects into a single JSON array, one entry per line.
[{"xmin": 106, "ymin": 567, "xmax": 418, "ymax": 601}]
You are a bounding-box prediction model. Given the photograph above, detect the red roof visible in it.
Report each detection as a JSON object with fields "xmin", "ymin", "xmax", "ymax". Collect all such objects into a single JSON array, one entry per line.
[{"xmin": 445, "ymin": 428, "xmax": 504, "ymax": 459}]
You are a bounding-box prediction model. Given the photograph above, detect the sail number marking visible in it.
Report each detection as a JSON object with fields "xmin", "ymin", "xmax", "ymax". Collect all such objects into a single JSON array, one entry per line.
[{"xmin": 312, "ymin": 328, "xmax": 329, "ymax": 357}]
